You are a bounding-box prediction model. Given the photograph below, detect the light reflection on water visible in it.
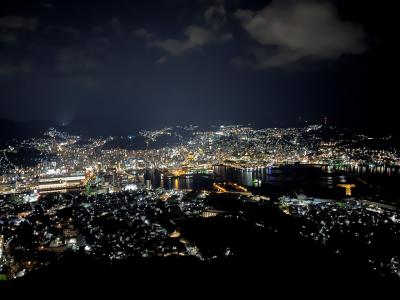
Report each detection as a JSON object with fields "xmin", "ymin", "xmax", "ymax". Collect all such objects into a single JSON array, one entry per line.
[
  {"xmin": 213, "ymin": 165, "xmax": 400, "ymax": 187},
  {"xmin": 322, "ymin": 165, "xmax": 400, "ymax": 176},
  {"xmin": 147, "ymin": 164, "xmax": 400, "ymax": 197}
]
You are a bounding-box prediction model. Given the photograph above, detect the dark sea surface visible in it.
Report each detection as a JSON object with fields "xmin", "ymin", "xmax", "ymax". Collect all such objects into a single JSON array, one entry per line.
[{"xmin": 148, "ymin": 164, "xmax": 400, "ymax": 205}]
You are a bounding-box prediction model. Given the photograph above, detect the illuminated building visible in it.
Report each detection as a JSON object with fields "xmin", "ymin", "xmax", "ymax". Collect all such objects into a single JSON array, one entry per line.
[
  {"xmin": 337, "ymin": 184, "xmax": 356, "ymax": 196},
  {"xmin": 104, "ymin": 174, "xmax": 115, "ymax": 186},
  {"xmin": 36, "ymin": 174, "xmax": 86, "ymax": 192},
  {"xmin": 0, "ymin": 235, "xmax": 4, "ymax": 258},
  {"xmin": 146, "ymin": 179, "xmax": 152, "ymax": 190}
]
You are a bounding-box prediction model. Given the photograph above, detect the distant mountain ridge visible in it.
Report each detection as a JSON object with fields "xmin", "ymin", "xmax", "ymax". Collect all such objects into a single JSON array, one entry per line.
[
  {"xmin": 0, "ymin": 118, "xmax": 57, "ymax": 139},
  {"xmin": 1, "ymin": 117, "xmax": 399, "ymax": 139}
]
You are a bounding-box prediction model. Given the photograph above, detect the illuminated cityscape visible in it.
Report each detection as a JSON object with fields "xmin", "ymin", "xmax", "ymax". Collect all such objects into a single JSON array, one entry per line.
[
  {"xmin": 1, "ymin": 124, "xmax": 400, "ymax": 285},
  {"xmin": 1, "ymin": 0, "xmax": 398, "ymax": 290}
]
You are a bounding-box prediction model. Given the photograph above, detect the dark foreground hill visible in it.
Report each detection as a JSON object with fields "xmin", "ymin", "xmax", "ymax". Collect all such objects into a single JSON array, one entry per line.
[{"xmin": 1, "ymin": 226, "xmax": 394, "ymax": 295}]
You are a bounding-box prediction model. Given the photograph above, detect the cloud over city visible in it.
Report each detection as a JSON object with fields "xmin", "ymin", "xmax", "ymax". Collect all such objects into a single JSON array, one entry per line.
[
  {"xmin": 234, "ymin": 0, "xmax": 366, "ymax": 68},
  {"xmin": 133, "ymin": 0, "xmax": 231, "ymax": 57}
]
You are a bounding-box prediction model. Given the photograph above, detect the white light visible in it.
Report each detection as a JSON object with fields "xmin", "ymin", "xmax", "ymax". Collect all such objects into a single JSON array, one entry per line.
[{"xmin": 123, "ymin": 184, "xmax": 138, "ymax": 191}]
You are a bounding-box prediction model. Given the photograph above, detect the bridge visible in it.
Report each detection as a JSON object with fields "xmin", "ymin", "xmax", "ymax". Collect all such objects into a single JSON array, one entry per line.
[{"xmin": 213, "ymin": 182, "xmax": 227, "ymax": 193}]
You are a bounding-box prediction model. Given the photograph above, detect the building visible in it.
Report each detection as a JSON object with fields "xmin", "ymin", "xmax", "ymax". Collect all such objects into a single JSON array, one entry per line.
[
  {"xmin": 0, "ymin": 235, "xmax": 4, "ymax": 258},
  {"xmin": 103, "ymin": 173, "xmax": 115, "ymax": 186},
  {"xmin": 36, "ymin": 173, "xmax": 86, "ymax": 192},
  {"xmin": 146, "ymin": 179, "xmax": 152, "ymax": 190}
]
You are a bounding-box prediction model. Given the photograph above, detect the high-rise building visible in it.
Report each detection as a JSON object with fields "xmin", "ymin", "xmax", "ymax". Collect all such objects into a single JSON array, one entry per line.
[
  {"xmin": 104, "ymin": 174, "xmax": 115, "ymax": 186},
  {"xmin": 145, "ymin": 179, "xmax": 152, "ymax": 190},
  {"xmin": 0, "ymin": 235, "xmax": 4, "ymax": 258}
]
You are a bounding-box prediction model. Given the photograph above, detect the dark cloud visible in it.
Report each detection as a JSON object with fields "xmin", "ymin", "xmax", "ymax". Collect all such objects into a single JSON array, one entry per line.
[
  {"xmin": 0, "ymin": 15, "xmax": 37, "ymax": 45},
  {"xmin": 234, "ymin": 0, "xmax": 366, "ymax": 68},
  {"xmin": 0, "ymin": 15, "xmax": 37, "ymax": 31},
  {"xmin": 54, "ymin": 47, "xmax": 102, "ymax": 73},
  {"xmin": 204, "ymin": 0, "xmax": 227, "ymax": 30},
  {"xmin": 89, "ymin": 18, "xmax": 124, "ymax": 38},
  {"xmin": 42, "ymin": 2, "xmax": 56, "ymax": 10},
  {"xmin": 0, "ymin": 0, "xmax": 393, "ymax": 130},
  {"xmin": 156, "ymin": 55, "xmax": 167, "ymax": 64},
  {"xmin": 0, "ymin": 62, "xmax": 32, "ymax": 75},
  {"xmin": 147, "ymin": 25, "xmax": 231, "ymax": 56},
  {"xmin": 134, "ymin": 1, "xmax": 231, "ymax": 57},
  {"xmin": 0, "ymin": 33, "xmax": 17, "ymax": 44},
  {"xmin": 133, "ymin": 28, "xmax": 155, "ymax": 39}
]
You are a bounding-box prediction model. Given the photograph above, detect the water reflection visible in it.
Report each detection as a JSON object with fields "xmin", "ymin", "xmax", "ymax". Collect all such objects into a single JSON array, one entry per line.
[
  {"xmin": 145, "ymin": 170, "xmax": 213, "ymax": 190},
  {"xmin": 321, "ymin": 164, "xmax": 400, "ymax": 176},
  {"xmin": 145, "ymin": 164, "xmax": 400, "ymax": 200},
  {"xmin": 213, "ymin": 164, "xmax": 400, "ymax": 189}
]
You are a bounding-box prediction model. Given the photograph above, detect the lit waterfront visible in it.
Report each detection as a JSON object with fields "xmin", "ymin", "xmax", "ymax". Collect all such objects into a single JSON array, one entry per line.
[{"xmin": 1, "ymin": 124, "xmax": 400, "ymax": 196}]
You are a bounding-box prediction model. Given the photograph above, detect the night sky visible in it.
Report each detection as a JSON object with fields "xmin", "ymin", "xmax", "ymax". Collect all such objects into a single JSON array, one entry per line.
[{"xmin": 0, "ymin": 0, "xmax": 397, "ymax": 132}]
